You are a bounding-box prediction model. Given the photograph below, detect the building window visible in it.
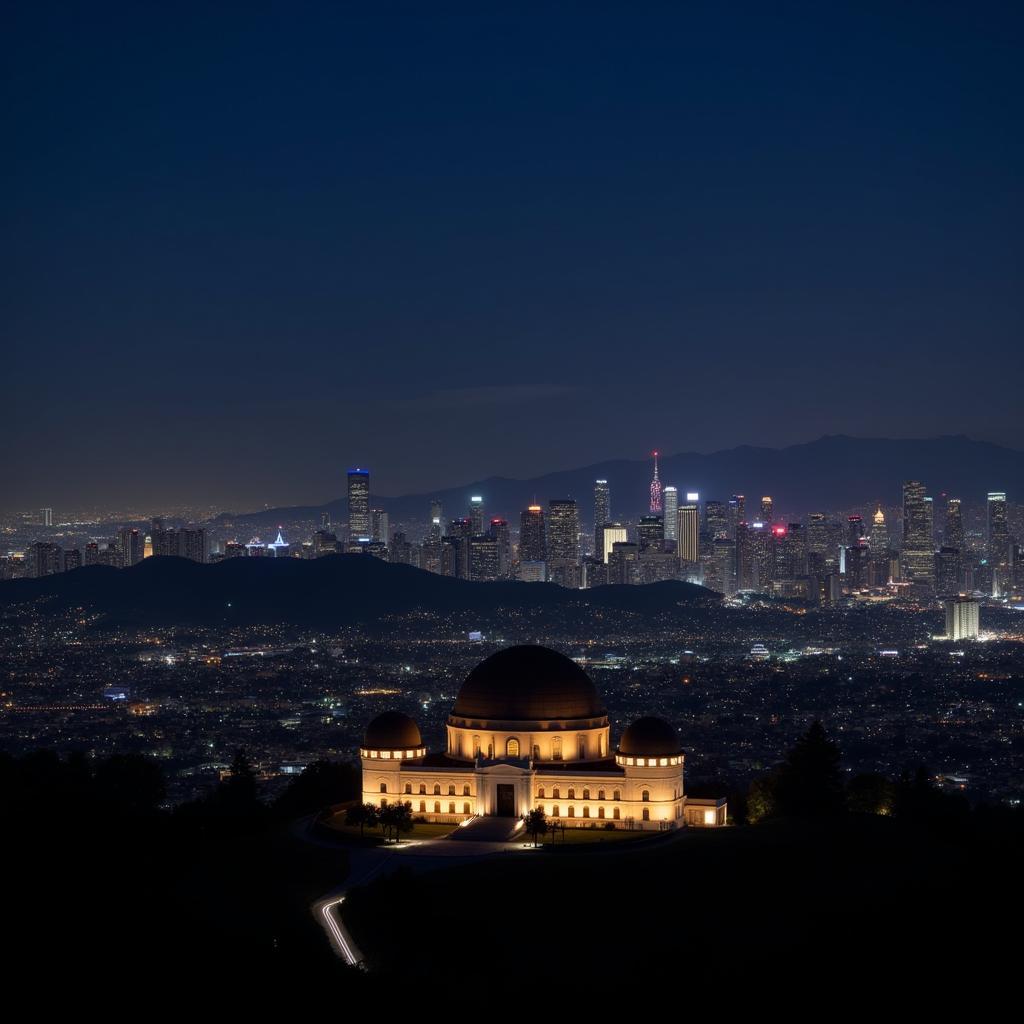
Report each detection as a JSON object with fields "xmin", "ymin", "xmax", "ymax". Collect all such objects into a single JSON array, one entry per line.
[
  {"xmin": 613, "ymin": 807, "xmax": 620, "ymax": 820},
  {"xmin": 404, "ymin": 783, "xmax": 412, "ymax": 794},
  {"xmin": 433, "ymin": 801, "xmax": 441, "ymax": 813},
  {"xmin": 642, "ymin": 808, "xmax": 650, "ymax": 821},
  {"xmin": 598, "ymin": 789, "xmax": 605, "ymax": 800},
  {"xmin": 449, "ymin": 802, "xmax": 455, "ymax": 813},
  {"xmin": 553, "ymin": 788, "xmax": 560, "ymax": 799},
  {"xmin": 473, "ymin": 736, "xmax": 481, "ymax": 758},
  {"xmin": 419, "ymin": 801, "xmax": 426, "ymax": 812},
  {"xmin": 613, "ymin": 790, "xmax": 621, "ymax": 801},
  {"xmin": 538, "ymin": 787, "xmax": 546, "ymax": 799},
  {"xmin": 552, "ymin": 806, "xmax": 560, "ymax": 817},
  {"xmin": 532, "ymin": 744, "xmax": 540, "ymax": 760},
  {"xmin": 578, "ymin": 739, "xmax": 586, "ymax": 760},
  {"xmin": 379, "ymin": 783, "xmax": 387, "ymax": 793},
  {"xmin": 582, "ymin": 788, "xmax": 590, "ymax": 800},
  {"xmin": 552, "ymin": 737, "xmax": 562, "ymax": 761},
  {"xmin": 448, "ymin": 785, "xmax": 455, "ymax": 796},
  {"xmin": 433, "ymin": 784, "xmax": 441, "ymax": 795},
  {"xmin": 568, "ymin": 806, "xmax": 575, "ymax": 817},
  {"xmin": 418, "ymin": 784, "xmax": 426, "ymax": 795},
  {"xmin": 598, "ymin": 806, "xmax": 605, "ymax": 819},
  {"xmin": 463, "ymin": 784, "xmax": 470, "ymax": 796},
  {"xmin": 583, "ymin": 806, "xmax": 590, "ymax": 818},
  {"xmin": 568, "ymin": 788, "xmax": 575, "ymax": 799},
  {"xmin": 463, "ymin": 803, "xmax": 471, "ymax": 815},
  {"xmin": 380, "ymin": 798, "xmax": 387, "ymax": 807},
  {"xmin": 506, "ymin": 737, "xmax": 520, "ymax": 758},
  {"xmin": 642, "ymin": 790, "xmax": 650, "ymax": 801},
  {"xmin": 599, "ymin": 735, "xmax": 605, "ymax": 757},
  {"xmin": 487, "ymin": 743, "xmax": 493, "ymax": 759}
]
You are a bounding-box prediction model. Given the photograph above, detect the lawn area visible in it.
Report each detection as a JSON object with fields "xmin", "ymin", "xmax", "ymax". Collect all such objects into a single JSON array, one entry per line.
[
  {"xmin": 321, "ymin": 813, "xmax": 455, "ymax": 842},
  {"xmin": 537, "ymin": 826, "xmax": 656, "ymax": 845}
]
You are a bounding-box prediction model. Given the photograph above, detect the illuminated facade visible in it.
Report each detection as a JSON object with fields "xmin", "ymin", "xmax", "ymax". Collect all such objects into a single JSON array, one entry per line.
[{"xmin": 360, "ymin": 645, "xmax": 726, "ymax": 831}]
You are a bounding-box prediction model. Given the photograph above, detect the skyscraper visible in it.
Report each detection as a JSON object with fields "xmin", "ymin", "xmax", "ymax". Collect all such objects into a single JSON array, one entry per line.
[
  {"xmin": 117, "ymin": 527, "xmax": 144, "ymax": 567},
  {"xmin": 601, "ymin": 523, "xmax": 628, "ymax": 563},
  {"xmin": 945, "ymin": 498, "xmax": 964, "ymax": 552},
  {"xmin": 519, "ymin": 505, "xmax": 546, "ymax": 563},
  {"xmin": 488, "ymin": 518, "xmax": 512, "ymax": 578},
  {"xmin": 901, "ymin": 480, "xmax": 935, "ymax": 593},
  {"xmin": 371, "ymin": 509, "xmax": 390, "ymax": 545},
  {"xmin": 663, "ymin": 487, "xmax": 678, "ymax": 542},
  {"xmin": 593, "ymin": 480, "xmax": 610, "ymax": 556},
  {"xmin": 987, "ymin": 492, "xmax": 1009, "ymax": 565},
  {"xmin": 649, "ymin": 451, "xmax": 663, "ymax": 514},
  {"xmin": 705, "ymin": 538, "xmax": 737, "ymax": 596},
  {"xmin": 676, "ymin": 504, "xmax": 700, "ymax": 566},
  {"xmin": 945, "ymin": 597, "xmax": 979, "ymax": 640},
  {"xmin": 547, "ymin": 499, "xmax": 580, "ymax": 564},
  {"xmin": 704, "ymin": 500, "xmax": 727, "ymax": 542},
  {"xmin": 347, "ymin": 468, "xmax": 370, "ymax": 539},
  {"xmin": 760, "ymin": 496, "xmax": 773, "ymax": 522},
  {"xmin": 40, "ymin": 508, "xmax": 53, "ymax": 527},
  {"xmin": 637, "ymin": 515, "xmax": 664, "ymax": 551},
  {"xmin": 869, "ymin": 506, "xmax": 889, "ymax": 553},
  {"xmin": 469, "ymin": 495, "xmax": 485, "ymax": 536},
  {"xmin": 727, "ymin": 495, "xmax": 746, "ymax": 540}
]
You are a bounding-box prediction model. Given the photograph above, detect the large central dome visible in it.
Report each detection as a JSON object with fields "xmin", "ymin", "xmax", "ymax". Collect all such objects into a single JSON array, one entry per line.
[{"xmin": 453, "ymin": 645, "xmax": 605, "ymax": 721}]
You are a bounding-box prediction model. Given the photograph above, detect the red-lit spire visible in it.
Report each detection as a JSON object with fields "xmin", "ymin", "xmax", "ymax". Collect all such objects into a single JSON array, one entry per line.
[{"xmin": 649, "ymin": 449, "xmax": 663, "ymax": 514}]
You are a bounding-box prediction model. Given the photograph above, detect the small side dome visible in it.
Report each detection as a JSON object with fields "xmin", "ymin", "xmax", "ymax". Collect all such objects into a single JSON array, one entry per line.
[
  {"xmin": 364, "ymin": 711, "xmax": 422, "ymax": 749},
  {"xmin": 618, "ymin": 717, "xmax": 681, "ymax": 757}
]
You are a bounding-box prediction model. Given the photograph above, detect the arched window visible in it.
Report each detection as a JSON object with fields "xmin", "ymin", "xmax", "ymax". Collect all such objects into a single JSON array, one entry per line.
[
  {"xmin": 578, "ymin": 739, "xmax": 586, "ymax": 760},
  {"xmin": 448, "ymin": 784, "xmax": 455, "ymax": 796},
  {"xmin": 582, "ymin": 788, "xmax": 590, "ymax": 800},
  {"xmin": 473, "ymin": 736, "xmax": 481, "ymax": 758},
  {"xmin": 448, "ymin": 802, "xmax": 455, "ymax": 813},
  {"xmin": 568, "ymin": 788, "xmax": 575, "ymax": 799},
  {"xmin": 532, "ymin": 744, "xmax": 540, "ymax": 761},
  {"xmin": 404, "ymin": 783, "xmax": 412, "ymax": 794},
  {"xmin": 598, "ymin": 789, "xmax": 605, "ymax": 800},
  {"xmin": 419, "ymin": 800, "xmax": 426, "ymax": 812},
  {"xmin": 538, "ymin": 787, "xmax": 546, "ymax": 799},
  {"xmin": 583, "ymin": 806, "xmax": 590, "ymax": 818},
  {"xmin": 552, "ymin": 737, "xmax": 562, "ymax": 761},
  {"xmin": 506, "ymin": 737, "xmax": 520, "ymax": 758},
  {"xmin": 553, "ymin": 787, "xmax": 560, "ymax": 799},
  {"xmin": 598, "ymin": 806, "xmax": 605, "ymax": 819},
  {"xmin": 433, "ymin": 801, "xmax": 441, "ymax": 813},
  {"xmin": 642, "ymin": 808, "xmax": 650, "ymax": 821},
  {"xmin": 418, "ymin": 784, "xmax": 426, "ymax": 795},
  {"xmin": 463, "ymin": 803, "xmax": 471, "ymax": 815},
  {"xmin": 552, "ymin": 805, "xmax": 560, "ymax": 817},
  {"xmin": 599, "ymin": 735, "xmax": 605, "ymax": 757},
  {"xmin": 642, "ymin": 790, "xmax": 650, "ymax": 802},
  {"xmin": 613, "ymin": 790, "xmax": 621, "ymax": 801},
  {"xmin": 568, "ymin": 806, "xmax": 575, "ymax": 817},
  {"xmin": 379, "ymin": 783, "xmax": 387, "ymax": 793},
  {"xmin": 433, "ymin": 784, "xmax": 441, "ymax": 795},
  {"xmin": 613, "ymin": 807, "xmax": 620, "ymax": 820}
]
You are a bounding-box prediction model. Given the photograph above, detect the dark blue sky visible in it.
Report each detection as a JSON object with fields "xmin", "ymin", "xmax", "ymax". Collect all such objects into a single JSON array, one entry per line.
[{"xmin": 4, "ymin": 2, "xmax": 1022, "ymax": 510}]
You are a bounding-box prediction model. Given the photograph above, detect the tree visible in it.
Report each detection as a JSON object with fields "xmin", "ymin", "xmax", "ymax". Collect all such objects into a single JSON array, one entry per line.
[
  {"xmin": 746, "ymin": 773, "xmax": 778, "ymax": 824},
  {"xmin": 847, "ymin": 772, "xmax": 895, "ymax": 816},
  {"xmin": 525, "ymin": 807, "xmax": 547, "ymax": 847},
  {"xmin": 346, "ymin": 802, "xmax": 380, "ymax": 838},
  {"xmin": 773, "ymin": 721, "xmax": 845, "ymax": 819},
  {"xmin": 379, "ymin": 801, "xmax": 414, "ymax": 844}
]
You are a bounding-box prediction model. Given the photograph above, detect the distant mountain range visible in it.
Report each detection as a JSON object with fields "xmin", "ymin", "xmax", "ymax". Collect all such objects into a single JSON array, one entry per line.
[
  {"xmin": 0, "ymin": 554, "xmax": 718, "ymax": 629},
  {"xmin": 219, "ymin": 435, "xmax": 1024, "ymax": 529}
]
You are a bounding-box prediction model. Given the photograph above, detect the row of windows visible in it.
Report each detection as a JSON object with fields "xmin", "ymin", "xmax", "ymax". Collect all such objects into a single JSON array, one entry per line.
[
  {"xmin": 544, "ymin": 805, "xmax": 682, "ymax": 821},
  {"xmin": 614, "ymin": 755, "xmax": 681, "ymax": 767},
  {"xmin": 387, "ymin": 800, "xmax": 473, "ymax": 815},
  {"xmin": 379, "ymin": 782, "xmax": 474, "ymax": 796},
  {"xmin": 362, "ymin": 748, "xmax": 426, "ymax": 760},
  {"xmin": 538, "ymin": 787, "xmax": 622, "ymax": 801},
  {"xmin": 460, "ymin": 735, "xmax": 606, "ymax": 760}
]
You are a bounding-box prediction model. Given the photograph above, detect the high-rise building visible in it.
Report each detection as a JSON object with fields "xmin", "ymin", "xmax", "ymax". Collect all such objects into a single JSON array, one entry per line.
[
  {"xmin": 28, "ymin": 542, "xmax": 62, "ymax": 577},
  {"xmin": 662, "ymin": 487, "xmax": 678, "ymax": 542},
  {"xmin": 901, "ymin": 481, "xmax": 935, "ymax": 593},
  {"xmin": 608, "ymin": 541, "xmax": 640, "ymax": 585},
  {"xmin": 593, "ymin": 480, "xmax": 610, "ymax": 556},
  {"xmin": 488, "ymin": 519, "xmax": 512, "ymax": 578},
  {"xmin": 469, "ymin": 496, "xmax": 485, "ymax": 536},
  {"xmin": 704, "ymin": 500, "xmax": 727, "ymax": 542},
  {"xmin": 649, "ymin": 451, "xmax": 663, "ymax": 514},
  {"xmin": 936, "ymin": 547, "xmax": 962, "ymax": 597},
  {"xmin": 945, "ymin": 498, "xmax": 964, "ymax": 552},
  {"xmin": 727, "ymin": 495, "xmax": 746, "ymax": 540},
  {"xmin": 468, "ymin": 535, "xmax": 499, "ymax": 581},
  {"xmin": 869, "ymin": 506, "xmax": 889, "ymax": 553},
  {"xmin": 760, "ymin": 497, "xmax": 773, "ymax": 522},
  {"xmin": 547, "ymin": 500, "xmax": 579, "ymax": 564},
  {"xmin": 179, "ymin": 528, "xmax": 208, "ymax": 563},
  {"xmin": 637, "ymin": 515, "xmax": 664, "ymax": 551},
  {"xmin": 371, "ymin": 509, "xmax": 390, "ymax": 545},
  {"xmin": 736, "ymin": 522, "xmax": 757, "ymax": 591},
  {"xmin": 519, "ymin": 505, "xmax": 546, "ymax": 564},
  {"xmin": 40, "ymin": 508, "xmax": 53, "ymax": 527},
  {"xmin": 987, "ymin": 492, "xmax": 1009, "ymax": 565},
  {"xmin": 676, "ymin": 505, "xmax": 700, "ymax": 566},
  {"xmin": 347, "ymin": 468, "xmax": 371, "ymax": 540},
  {"xmin": 63, "ymin": 548, "xmax": 81, "ymax": 572},
  {"xmin": 117, "ymin": 527, "xmax": 144, "ymax": 567},
  {"xmin": 601, "ymin": 523, "xmax": 628, "ymax": 563},
  {"xmin": 945, "ymin": 597, "xmax": 979, "ymax": 640},
  {"xmin": 847, "ymin": 515, "xmax": 865, "ymax": 547},
  {"xmin": 705, "ymin": 538, "xmax": 737, "ymax": 596}
]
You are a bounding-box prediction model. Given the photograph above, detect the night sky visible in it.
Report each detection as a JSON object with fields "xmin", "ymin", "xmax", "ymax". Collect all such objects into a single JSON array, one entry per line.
[{"xmin": 4, "ymin": 3, "xmax": 1022, "ymax": 511}]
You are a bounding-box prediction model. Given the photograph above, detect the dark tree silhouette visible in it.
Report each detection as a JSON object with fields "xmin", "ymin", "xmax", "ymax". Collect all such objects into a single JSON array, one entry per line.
[
  {"xmin": 275, "ymin": 759, "xmax": 359, "ymax": 818},
  {"xmin": 773, "ymin": 721, "xmax": 845, "ymax": 819},
  {"xmin": 525, "ymin": 807, "xmax": 547, "ymax": 847},
  {"xmin": 345, "ymin": 802, "xmax": 380, "ymax": 838},
  {"xmin": 847, "ymin": 772, "xmax": 894, "ymax": 816},
  {"xmin": 379, "ymin": 801, "xmax": 414, "ymax": 843},
  {"xmin": 94, "ymin": 753, "xmax": 167, "ymax": 814}
]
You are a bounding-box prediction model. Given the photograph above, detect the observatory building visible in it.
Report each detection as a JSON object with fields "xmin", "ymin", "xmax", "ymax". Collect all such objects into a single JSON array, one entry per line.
[{"xmin": 360, "ymin": 645, "xmax": 726, "ymax": 830}]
